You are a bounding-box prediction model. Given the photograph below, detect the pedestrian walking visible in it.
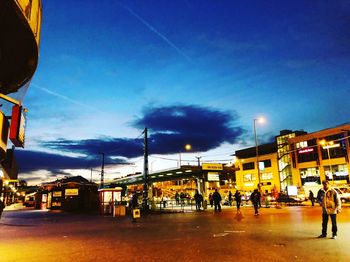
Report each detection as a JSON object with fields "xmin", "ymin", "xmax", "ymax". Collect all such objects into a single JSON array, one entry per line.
[
  {"xmin": 257, "ymin": 190, "xmax": 262, "ymax": 208},
  {"xmin": 194, "ymin": 190, "xmax": 203, "ymax": 211},
  {"xmin": 0, "ymin": 200, "xmax": 5, "ymax": 219},
  {"xmin": 209, "ymin": 193, "xmax": 213, "ymax": 208},
  {"xmin": 212, "ymin": 189, "xmax": 222, "ymax": 212},
  {"xmin": 175, "ymin": 192, "xmax": 180, "ymax": 205},
  {"xmin": 130, "ymin": 192, "xmax": 139, "ymax": 222},
  {"xmin": 250, "ymin": 189, "xmax": 260, "ymax": 215},
  {"xmin": 309, "ymin": 190, "xmax": 315, "ymax": 206},
  {"xmin": 317, "ymin": 180, "xmax": 341, "ymax": 239},
  {"xmin": 228, "ymin": 191, "xmax": 233, "ymax": 206},
  {"xmin": 234, "ymin": 190, "xmax": 242, "ymax": 212}
]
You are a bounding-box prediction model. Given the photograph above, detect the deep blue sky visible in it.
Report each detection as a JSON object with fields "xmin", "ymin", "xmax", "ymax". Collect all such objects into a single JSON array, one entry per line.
[{"xmin": 12, "ymin": 0, "xmax": 350, "ymax": 184}]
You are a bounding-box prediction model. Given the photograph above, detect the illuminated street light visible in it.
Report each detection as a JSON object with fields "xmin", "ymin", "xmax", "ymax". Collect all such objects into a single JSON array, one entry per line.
[
  {"xmin": 254, "ymin": 117, "xmax": 265, "ymax": 190},
  {"xmin": 179, "ymin": 144, "xmax": 192, "ymax": 167},
  {"xmin": 319, "ymin": 139, "xmax": 336, "ymax": 185}
]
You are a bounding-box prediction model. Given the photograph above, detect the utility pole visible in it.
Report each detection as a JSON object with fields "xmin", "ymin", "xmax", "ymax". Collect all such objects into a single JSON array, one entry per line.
[
  {"xmin": 143, "ymin": 128, "xmax": 149, "ymax": 210},
  {"xmin": 195, "ymin": 156, "xmax": 202, "ymax": 166},
  {"xmin": 99, "ymin": 152, "xmax": 105, "ymax": 188}
]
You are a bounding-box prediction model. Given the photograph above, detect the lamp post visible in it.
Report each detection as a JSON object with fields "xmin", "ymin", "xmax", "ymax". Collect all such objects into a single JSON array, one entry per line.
[
  {"xmin": 179, "ymin": 144, "xmax": 192, "ymax": 167},
  {"xmin": 253, "ymin": 117, "xmax": 265, "ymax": 190},
  {"xmin": 320, "ymin": 140, "xmax": 335, "ymax": 185}
]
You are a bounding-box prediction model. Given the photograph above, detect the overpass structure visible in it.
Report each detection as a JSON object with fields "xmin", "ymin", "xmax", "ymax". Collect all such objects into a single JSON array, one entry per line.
[{"xmin": 110, "ymin": 164, "xmax": 236, "ymax": 194}]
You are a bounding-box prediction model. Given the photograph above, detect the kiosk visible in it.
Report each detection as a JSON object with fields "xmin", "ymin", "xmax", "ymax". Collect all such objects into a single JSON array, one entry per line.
[{"xmin": 98, "ymin": 187, "xmax": 126, "ymax": 216}]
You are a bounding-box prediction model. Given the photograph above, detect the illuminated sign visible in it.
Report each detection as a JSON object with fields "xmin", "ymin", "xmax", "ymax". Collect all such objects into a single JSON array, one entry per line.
[
  {"xmin": 65, "ymin": 189, "xmax": 79, "ymax": 196},
  {"xmin": 323, "ymin": 144, "xmax": 340, "ymax": 149},
  {"xmin": 0, "ymin": 112, "xmax": 9, "ymax": 160},
  {"xmin": 202, "ymin": 163, "xmax": 223, "ymax": 171},
  {"xmin": 207, "ymin": 172, "xmax": 220, "ymax": 181},
  {"xmin": 9, "ymin": 105, "xmax": 26, "ymax": 147},
  {"xmin": 53, "ymin": 191, "xmax": 62, "ymax": 197},
  {"xmin": 298, "ymin": 148, "xmax": 314, "ymax": 154},
  {"xmin": 52, "ymin": 202, "xmax": 61, "ymax": 207}
]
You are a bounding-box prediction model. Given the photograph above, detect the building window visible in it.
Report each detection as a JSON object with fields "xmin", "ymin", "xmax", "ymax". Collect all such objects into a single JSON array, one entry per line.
[
  {"xmin": 300, "ymin": 167, "xmax": 320, "ymax": 185},
  {"xmin": 324, "ymin": 164, "xmax": 349, "ymax": 182},
  {"xmin": 243, "ymin": 174, "xmax": 256, "ymax": 182},
  {"xmin": 296, "ymin": 141, "xmax": 308, "ymax": 149},
  {"xmin": 243, "ymin": 162, "xmax": 255, "ymax": 170},
  {"xmin": 259, "ymin": 159, "xmax": 271, "ymax": 168},
  {"xmin": 261, "ymin": 172, "xmax": 273, "ymax": 180}
]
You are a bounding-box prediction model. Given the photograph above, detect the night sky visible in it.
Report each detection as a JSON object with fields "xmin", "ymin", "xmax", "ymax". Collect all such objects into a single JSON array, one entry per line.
[{"xmin": 10, "ymin": 0, "xmax": 350, "ymax": 184}]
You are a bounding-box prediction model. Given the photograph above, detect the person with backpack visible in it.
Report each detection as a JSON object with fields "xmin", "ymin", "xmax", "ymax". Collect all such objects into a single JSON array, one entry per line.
[
  {"xmin": 250, "ymin": 189, "xmax": 260, "ymax": 216},
  {"xmin": 317, "ymin": 180, "xmax": 341, "ymax": 239},
  {"xmin": 212, "ymin": 189, "xmax": 222, "ymax": 212},
  {"xmin": 234, "ymin": 190, "xmax": 242, "ymax": 212}
]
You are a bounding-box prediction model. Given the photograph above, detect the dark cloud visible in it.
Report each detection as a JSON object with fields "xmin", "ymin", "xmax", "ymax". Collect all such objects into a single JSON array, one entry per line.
[
  {"xmin": 15, "ymin": 149, "xmax": 127, "ymax": 173},
  {"xmin": 20, "ymin": 105, "xmax": 245, "ymax": 172},
  {"xmin": 133, "ymin": 105, "xmax": 245, "ymax": 153}
]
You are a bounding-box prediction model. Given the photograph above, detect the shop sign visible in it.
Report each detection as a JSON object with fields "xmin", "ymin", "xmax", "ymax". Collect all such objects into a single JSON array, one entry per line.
[
  {"xmin": 207, "ymin": 172, "xmax": 220, "ymax": 181},
  {"xmin": 53, "ymin": 191, "xmax": 62, "ymax": 197},
  {"xmin": 52, "ymin": 202, "xmax": 61, "ymax": 207},
  {"xmin": 202, "ymin": 163, "xmax": 223, "ymax": 171},
  {"xmin": 298, "ymin": 148, "xmax": 314, "ymax": 154},
  {"xmin": 65, "ymin": 188, "xmax": 79, "ymax": 196},
  {"xmin": 9, "ymin": 105, "xmax": 26, "ymax": 148}
]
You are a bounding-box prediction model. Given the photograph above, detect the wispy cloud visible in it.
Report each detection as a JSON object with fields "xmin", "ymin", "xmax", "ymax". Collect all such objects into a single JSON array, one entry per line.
[
  {"xmin": 31, "ymin": 83, "xmax": 104, "ymax": 113},
  {"xmin": 119, "ymin": 3, "xmax": 192, "ymax": 63}
]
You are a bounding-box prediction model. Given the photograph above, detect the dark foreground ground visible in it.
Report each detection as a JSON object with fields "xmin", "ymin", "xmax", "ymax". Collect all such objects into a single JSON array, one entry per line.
[{"xmin": 1, "ymin": 205, "xmax": 350, "ymax": 262}]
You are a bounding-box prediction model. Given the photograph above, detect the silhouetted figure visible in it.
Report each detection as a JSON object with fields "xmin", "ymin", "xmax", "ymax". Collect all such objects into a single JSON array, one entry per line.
[
  {"xmin": 250, "ymin": 189, "xmax": 260, "ymax": 215},
  {"xmin": 234, "ymin": 190, "xmax": 242, "ymax": 212},
  {"xmin": 0, "ymin": 200, "xmax": 5, "ymax": 219},
  {"xmin": 228, "ymin": 191, "xmax": 233, "ymax": 206},
  {"xmin": 309, "ymin": 190, "xmax": 315, "ymax": 206},
  {"xmin": 212, "ymin": 189, "xmax": 222, "ymax": 212},
  {"xmin": 175, "ymin": 192, "xmax": 180, "ymax": 205},
  {"xmin": 194, "ymin": 190, "xmax": 203, "ymax": 211},
  {"xmin": 209, "ymin": 193, "xmax": 213, "ymax": 208}
]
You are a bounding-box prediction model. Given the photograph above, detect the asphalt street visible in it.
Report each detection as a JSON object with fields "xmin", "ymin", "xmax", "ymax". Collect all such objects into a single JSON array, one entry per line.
[{"xmin": 0, "ymin": 205, "xmax": 349, "ymax": 262}]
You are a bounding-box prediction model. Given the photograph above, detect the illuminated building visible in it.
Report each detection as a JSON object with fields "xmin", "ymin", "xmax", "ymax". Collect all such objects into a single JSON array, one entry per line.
[{"xmin": 234, "ymin": 124, "xmax": 350, "ymax": 193}]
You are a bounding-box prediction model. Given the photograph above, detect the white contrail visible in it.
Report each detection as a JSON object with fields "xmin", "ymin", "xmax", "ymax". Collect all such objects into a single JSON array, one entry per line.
[
  {"xmin": 120, "ymin": 4, "xmax": 192, "ymax": 63},
  {"xmin": 32, "ymin": 83, "xmax": 104, "ymax": 113}
]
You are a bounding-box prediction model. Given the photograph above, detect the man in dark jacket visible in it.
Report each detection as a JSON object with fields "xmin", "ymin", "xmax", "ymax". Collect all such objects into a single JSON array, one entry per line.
[
  {"xmin": 250, "ymin": 189, "xmax": 260, "ymax": 215},
  {"xmin": 212, "ymin": 189, "xmax": 222, "ymax": 212},
  {"xmin": 0, "ymin": 200, "xmax": 5, "ymax": 219}
]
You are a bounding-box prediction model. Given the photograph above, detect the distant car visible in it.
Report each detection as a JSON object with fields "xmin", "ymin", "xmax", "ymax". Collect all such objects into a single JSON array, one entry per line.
[
  {"xmin": 333, "ymin": 186, "xmax": 350, "ymax": 203},
  {"xmin": 277, "ymin": 194, "xmax": 303, "ymax": 204}
]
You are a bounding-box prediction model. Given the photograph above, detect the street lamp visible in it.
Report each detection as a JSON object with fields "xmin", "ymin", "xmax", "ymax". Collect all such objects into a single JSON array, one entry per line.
[
  {"xmin": 254, "ymin": 117, "xmax": 265, "ymax": 190},
  {"xmin": 319, "ymin": 139, "xmax": 335, "ymax": 185},
  {"xmin": 179, "ymin": 144, "xmax": 192, "ymax": 167}
]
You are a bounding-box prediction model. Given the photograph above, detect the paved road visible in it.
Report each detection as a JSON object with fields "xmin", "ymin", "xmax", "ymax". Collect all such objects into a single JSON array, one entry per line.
[{"xmin": 1, "ymin": 205, "xmax": 350, "ymax": 262}]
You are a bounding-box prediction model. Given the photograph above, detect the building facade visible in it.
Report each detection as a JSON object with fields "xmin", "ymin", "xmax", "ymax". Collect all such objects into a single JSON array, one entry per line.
[
  {"xmin": 235, "ymin": 143, "xmax": 280, "ymax": 194},
  {"xmin": 234, "ymin": 124, "xmax": 350, "ymax": 194},
  {"xmin": 288, "ymin": 124, "xmax": 350, "ymax": 188}
]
